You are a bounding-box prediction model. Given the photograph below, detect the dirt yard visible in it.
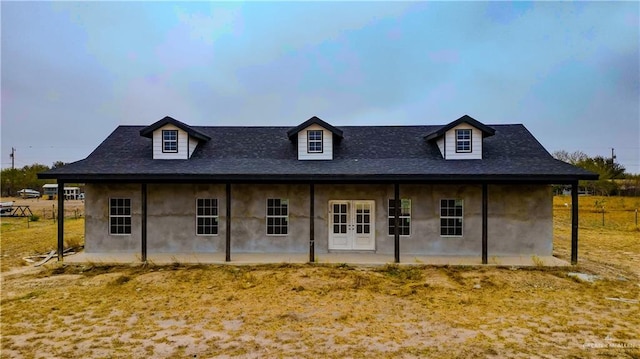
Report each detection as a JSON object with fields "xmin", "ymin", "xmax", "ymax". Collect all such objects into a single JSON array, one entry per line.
[{"xmin": 1, "ymin": 196, "xmax": 638, "ymax": 358}]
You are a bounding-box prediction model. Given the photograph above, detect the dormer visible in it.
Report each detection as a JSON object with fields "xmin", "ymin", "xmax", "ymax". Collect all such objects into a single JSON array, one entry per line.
[
  {"xmin": 425, "ymin": 115, "xmax": 495, "ymax": 160},
  {"xmin": 287, "ymin": 116, "xmax": 343, "ymax": 160},
  {"xmin": 140, "ymin": 116, "xmax": 211, "ymax": 160}
]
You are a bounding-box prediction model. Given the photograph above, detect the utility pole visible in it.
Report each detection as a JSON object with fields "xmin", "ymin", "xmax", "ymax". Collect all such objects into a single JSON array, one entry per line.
[
  {"xmin": 8, "ymin": 147, "xmax": 15, "ymax": 197},
  {"xmin": 611, "ymin": 148, "xmax": 616, "ymax": 165},
  {"xmin": 10, "ymin": 147, "xmax": 15, "ymax": 169}
]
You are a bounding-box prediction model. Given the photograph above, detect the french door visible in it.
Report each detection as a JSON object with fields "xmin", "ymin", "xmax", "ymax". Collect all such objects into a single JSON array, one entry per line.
[{"xmin": 328, "ymin": 200, "xmax": 375, "ymax": 250}]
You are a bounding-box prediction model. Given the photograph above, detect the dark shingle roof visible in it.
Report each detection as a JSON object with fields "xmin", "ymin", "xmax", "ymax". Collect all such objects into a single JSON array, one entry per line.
[{"xmin": 40, "ymin": 123, "xmax": 598, "ymax": 183}]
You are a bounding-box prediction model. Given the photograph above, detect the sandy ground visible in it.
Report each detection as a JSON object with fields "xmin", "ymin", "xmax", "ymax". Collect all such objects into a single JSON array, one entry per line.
[{"xmin": 1, "ymin": 263, "xmax": 638, "ymax": 358}]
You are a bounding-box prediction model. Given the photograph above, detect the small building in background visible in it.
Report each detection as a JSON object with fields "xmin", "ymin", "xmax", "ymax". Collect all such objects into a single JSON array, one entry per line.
[{"xmin": 42, "ymin": 184, "xmax": 81, "ymax": 200}]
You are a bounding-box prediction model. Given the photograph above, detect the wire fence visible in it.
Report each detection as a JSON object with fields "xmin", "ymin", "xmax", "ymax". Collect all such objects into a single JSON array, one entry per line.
[
  {"xmin": 555, "ymin": 207, "xmax": 639, "ymax": 231},
  {"xmin": 36, "ymin": 207, "xmax": 84, "ymax": 221}
]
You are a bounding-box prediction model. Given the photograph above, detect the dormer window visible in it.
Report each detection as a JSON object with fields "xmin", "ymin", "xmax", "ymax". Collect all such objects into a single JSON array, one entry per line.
[
  {"xmin": 425, "ymin": 115, "xmax": 495, "ymax": 160},
  {"xmin": 287, "ymin": 116, "xmax": 343, "ymax": 161},
  {"xmin": 307, "ymin": 130, "xmax": 323, "ymax": 153},
  {"xmin": 455, "ymin": 129, "xmax": 472, "ymax": 153},
  {"xmin": 140, "ymin": 116, "xmax": 211, "ymax": 160},
  {"xmin": 162, "ymin": 130, "xmax": 178, "ymax": 153}
]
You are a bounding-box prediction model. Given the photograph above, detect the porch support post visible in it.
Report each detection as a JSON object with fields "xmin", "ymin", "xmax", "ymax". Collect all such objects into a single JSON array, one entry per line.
[
  {"xmin": 226, "ymin": 183, "xmax": 231, "ymax": 262},
  {"xmin": 57, "ymin": 181, "xmax": 65, "ymax": 261},
  {"xmin": 394, "ymin": 183, "xmax": 400, "ymax": 263},
  {"xmin": 141, "ymin": 183, "xmax": 147, "ymax": 263},
  {"xmin": 309, "ymin": 183, "xmax": 315, "ymax": 263},
  {"xmin": 482, "ymin": 183, "xmax": 488, "ymax": 264},
  {"xmin": 571, "ymin": 181, "xmax": 579, "ymax": 265}
]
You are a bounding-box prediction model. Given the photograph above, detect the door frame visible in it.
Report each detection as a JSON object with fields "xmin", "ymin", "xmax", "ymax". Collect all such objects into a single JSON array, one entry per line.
[{"xmin": 328, "ymin": 200, "xmax": 375, "ymax": 250}]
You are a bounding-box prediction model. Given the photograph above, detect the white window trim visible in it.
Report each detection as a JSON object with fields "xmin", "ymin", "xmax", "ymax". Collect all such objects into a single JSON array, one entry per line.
[
  {"xmin": 109, "ymin": 198, "xmax": 132, "ymax": 236},
  {"xmin": 162, "ymin": 129, "xmax": 178, "ymax": 153},
  {"xmin": 388, "ymin": 198, "xmax": 411, "ymax": 237},
  {"xmin": 196, "ymin": 198, "xmax": 219, "ymax": 236},
  {"xmin": 440, "ymin": 198, "xmax": 464, "ymax": 237},
  {"xmin": 455, "ymin": 129, "xmax": 472, "ymax": 153},
  {"xmin": 266, "ymin": 198, "xmax": 289, "ymax": 236},
  {"xmin": 307, "ymin": 130, "xmax": 323, "ymax": 153}
]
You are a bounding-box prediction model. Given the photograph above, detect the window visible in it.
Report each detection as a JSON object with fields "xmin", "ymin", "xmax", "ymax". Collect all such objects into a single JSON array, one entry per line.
[
  {"xmin": 307, "ymin": 130, "xmax": 323, "ymax": 153},
  {"xmin": 266, "ymin": 198, "xmax": 288, "ymax": 235},
  {"xmin": 388, "ymin": 199, "xmax": 411, "ymax": 236},
  {"xmin": 110, "ymin": 198, "xmax": 131, "ymax": 235},
  {"xmin": 332, "ymin": 203, "xmax": 348, "ymax": 234},
  {"xmin": 455, "ymin": 129, "xmax": 472, "ymax": 153},
  {"xmin": 440, "ymin": 199, "xmax": 463, "ymax": 236},
  {"xmin": 196, "ymin": 199, "xmax": 218, "ymax": 235},
  {"xmin": 162, "ymin": 130, "xmax": 178, "ymax": 153},
  {"xmin": 355, "ymin": 202, "xmax": 371, "ymax": 234}
]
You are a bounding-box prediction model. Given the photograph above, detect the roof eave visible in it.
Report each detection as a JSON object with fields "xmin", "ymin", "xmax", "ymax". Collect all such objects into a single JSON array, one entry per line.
[{"xmin": 37, "ymin": 172, "xmax": 600, "ymax": 184}]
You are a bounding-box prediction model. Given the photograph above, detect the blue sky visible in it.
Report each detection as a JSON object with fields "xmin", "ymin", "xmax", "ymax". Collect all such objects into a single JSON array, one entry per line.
[{"xmin": 2, "ymin": 1, "xmax": 639, "ymax": 173}]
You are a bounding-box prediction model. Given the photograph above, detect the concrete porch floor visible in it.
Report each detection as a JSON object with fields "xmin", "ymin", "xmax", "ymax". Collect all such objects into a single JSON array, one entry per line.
[{"xmin": 63, "ymin": 252, "xmax": 570, "ymax": 267}]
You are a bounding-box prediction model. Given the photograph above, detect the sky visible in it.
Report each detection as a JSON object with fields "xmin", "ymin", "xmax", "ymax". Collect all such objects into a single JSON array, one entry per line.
[{"xmin": 1, "ymin": 1, "xmax": 639, "ymax": 173}]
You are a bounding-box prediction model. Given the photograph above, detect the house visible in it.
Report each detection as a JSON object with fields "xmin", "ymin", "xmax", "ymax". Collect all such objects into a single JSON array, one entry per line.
[
  {"xmin": 42, "ymin": 184, "xmax": 81, "ymax": 200},
  {"xmin": 42, "ymin": 184, "xmax": 58, "ymax": 198},
  {"xmin": 39, "ymin": 115, "xmax": 597, "ymax": 264}
]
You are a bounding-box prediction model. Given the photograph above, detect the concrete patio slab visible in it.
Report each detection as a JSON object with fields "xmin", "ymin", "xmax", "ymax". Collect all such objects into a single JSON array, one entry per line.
[{"xmin": 62, "ymin": 252, "xmax": 570, "ymax": 267}]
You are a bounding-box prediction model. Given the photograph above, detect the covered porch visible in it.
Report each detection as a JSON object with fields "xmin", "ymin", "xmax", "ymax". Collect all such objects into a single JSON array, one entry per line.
[{"xmin": 53, "ymin": 180, "xmax": 582, "ymax": 266}]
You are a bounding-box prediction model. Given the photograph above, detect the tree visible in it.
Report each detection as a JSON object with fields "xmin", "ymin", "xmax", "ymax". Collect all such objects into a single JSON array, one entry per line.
[
  {"xmin": 52, "ymin": 161, "xmax": 66, "ymax": 169},
  {"xmin": 552, "ymin": 150, "xmax": 589, "ymax": 165},
  {"xmin": 553, "ymin": 151, "xmax": 628, "ymax": 196},
  {"xmin": 1, "ymin": 168, "xmax": 19, "ymax": 196},
  {"xmin": 21, "ymin": 163, "xmax": 51, "ymax": 191},
  {"xmin": 575, "ymin": 156, "xmax": 626, "ymax": 195},
  {"xmin": 1, "ymin": 163, "xmax": 52, "ymax": 197},
  {"xmin": 576, "ymin": 156, "xmax": 625, "ymax": 180}
]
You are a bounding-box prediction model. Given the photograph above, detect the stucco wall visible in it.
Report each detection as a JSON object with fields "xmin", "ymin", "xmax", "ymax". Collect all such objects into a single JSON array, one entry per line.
[
  {"xmin": 84, "ymin": 183, "xmax": 142, "ymax": 253},
  {"xmin": 83, "ymin": 183, "xmax": 552, "ymax": 257},
  {"xmin": 230, "ymin": 184, "xmax": 309, "ymax": 253},
  {"xmin": 395, "ymin": 184, "xmax": 483, "ymax": 256},
  {"xmin": 487, "ymin": 185, "xmax": 552, "ymax": 256},
  {"xmin": 147, "ymin": 183, "xmax": 227, "ymax": 253}
]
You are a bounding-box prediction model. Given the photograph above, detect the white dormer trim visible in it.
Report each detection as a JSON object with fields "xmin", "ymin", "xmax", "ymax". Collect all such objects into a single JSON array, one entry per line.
[
  {"xmin": 425, "ymin": 115, "xmax": 495, "ymax": 161},
  {"xmin": 297, "ymin": 124, "xmax": 333, "ymax": 160},
  {"xmin": 188, "ymin": 136, "xmax": 199, "ymax": 158},
  {"xmin": 141, "ymin": 116, "xmax": 210, "ymax": 160},
  {"xmin": 153, "ymin": 124, "xmax": 190, "ymax": 160},
  {"xmin": 443, "ymin": 123, "xmax": 483, "ymax": 160},
  {"xmin": 436, "ymin": 137, "xmax": 445, "ymax": 158}
]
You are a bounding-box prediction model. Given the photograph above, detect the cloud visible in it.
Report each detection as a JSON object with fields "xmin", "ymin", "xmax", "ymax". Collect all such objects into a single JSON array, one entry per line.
[{"xmin": 1, "ymin": 1, "xmax": 638, "ymax": 171}]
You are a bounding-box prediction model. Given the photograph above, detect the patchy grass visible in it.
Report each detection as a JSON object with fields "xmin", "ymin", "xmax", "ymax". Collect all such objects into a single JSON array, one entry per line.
[
  {"xmin": 1, "ymin": 196, "xmax": 639, "ymax": 358},
  {"xmin": 0, "ymin": 217, "xmax": 84, "ymax": 271},
  {"xmin": 553, "ymin": 195, "xmax": 640, "ymax": 278}
]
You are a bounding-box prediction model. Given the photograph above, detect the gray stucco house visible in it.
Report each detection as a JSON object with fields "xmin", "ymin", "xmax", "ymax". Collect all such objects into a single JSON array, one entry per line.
[{"xmin": 40, "ymin": 115, "xmax": 597, "ymax": 264}]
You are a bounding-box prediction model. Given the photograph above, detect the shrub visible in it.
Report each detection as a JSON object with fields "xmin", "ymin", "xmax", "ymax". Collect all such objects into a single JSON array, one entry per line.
[{"xmin": 29, "ymin": 214, "xmax": 40, "ymax": 222}]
